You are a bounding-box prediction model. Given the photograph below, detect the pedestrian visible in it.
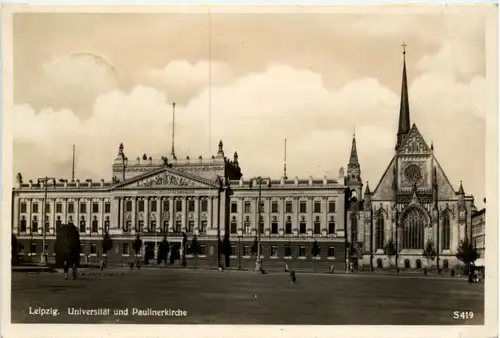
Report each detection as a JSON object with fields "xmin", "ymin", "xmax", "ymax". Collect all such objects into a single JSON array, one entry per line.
[
  {"xmin": 424, "ymin": 268, "xmax": 427, "ymax": 276},
  {"xmin": 71, "ymin": 263, "xmax": 77, "ymax": 280},
  {"xmin": 284, "ymin": 263, "xmax": 290, "ymax": 272},
  {"xmin": 100, "ymin": 257, "xmax": 104, "ymax": 273},
  {"xmin": 330, "ymin": 265, "xmax": 335, "ymax": 274},
  {"xmin": 451, "ymin": 268, "xmax": 455, "ymax": 277},
  {"xmin": 63, "ymin": 261, "xmax": 69, "ymax": 280},
  {"xmin": 289, "ymin": 270, "xmax": 297, "ymax": 284}
]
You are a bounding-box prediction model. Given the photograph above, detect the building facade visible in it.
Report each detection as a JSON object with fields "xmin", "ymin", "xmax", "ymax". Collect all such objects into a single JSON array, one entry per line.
[
  {"xmin": 347, "ymin": 51, "xmax": 476, "ymax": 270},
  {"xmin": 472, "ymin": 208, "xmax": 486, "ymax": 259},
  {"xmin": 11, "ymin": 51, "xmax": 478, "ymax": 272},
  {"xmin": 12, "ymin": 140, "xmax": 347, "ymax": 271}
]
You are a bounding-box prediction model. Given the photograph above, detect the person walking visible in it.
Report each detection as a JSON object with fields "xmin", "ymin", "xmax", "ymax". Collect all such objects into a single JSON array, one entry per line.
[{"xmin": 63, "ymin": 261, "xmax": 69, "ymax": 280}]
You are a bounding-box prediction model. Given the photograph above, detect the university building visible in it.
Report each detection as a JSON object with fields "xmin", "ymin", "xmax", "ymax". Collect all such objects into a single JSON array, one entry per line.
[
  {"xmin": 11, "ymin": 50, "xmax": 479, "ymax": 271},
  {"xmin": 12, "ymin": 140, "xmax": 348, "ymax": 271}
]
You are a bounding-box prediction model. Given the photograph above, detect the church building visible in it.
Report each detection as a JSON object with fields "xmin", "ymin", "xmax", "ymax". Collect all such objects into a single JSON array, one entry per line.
[{"xmin": 345, "ymin": 49, "xmax": 476, "ymax": 270}]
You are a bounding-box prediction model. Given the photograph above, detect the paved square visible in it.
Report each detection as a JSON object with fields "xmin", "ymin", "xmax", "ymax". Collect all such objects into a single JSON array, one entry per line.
[{"xmin": 11, "ymin": 269, "xmax": 484, "ymax": 325}]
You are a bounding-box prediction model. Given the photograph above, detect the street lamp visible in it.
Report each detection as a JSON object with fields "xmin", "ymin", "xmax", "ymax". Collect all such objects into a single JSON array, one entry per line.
[
  {"xmin": 249, "ymin": 176, "xmax": 271, "ymax": 272},
  {"xmin": 37, "ymin": 176, "xmax": 56, "ymax": 265}
]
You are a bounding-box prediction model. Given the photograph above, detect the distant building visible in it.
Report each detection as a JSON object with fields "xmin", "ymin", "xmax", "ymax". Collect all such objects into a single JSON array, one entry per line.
[{"xmin": 472, "ymin": 208, "xmax": 486, "ymax": 259}]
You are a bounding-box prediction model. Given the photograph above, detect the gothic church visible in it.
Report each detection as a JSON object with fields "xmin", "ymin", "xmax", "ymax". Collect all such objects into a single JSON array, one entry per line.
[{"xmin": 346, "ymin": 50, "xmax": 475, "ymax": 270}]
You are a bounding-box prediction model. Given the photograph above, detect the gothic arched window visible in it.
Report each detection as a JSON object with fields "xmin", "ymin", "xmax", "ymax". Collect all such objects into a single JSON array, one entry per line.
[
  {"xmin": 401, "ymin": 206, "xmax": 426, "ymax": 249},
  {"xmin": 351, "ymin": 213, "xmax": 358, "ymax": 243},
  {"xmin": 375, "ymin": 212, "xmax": 385, "ymax": 249},
  {"xmin": 442, "ymin": 212, "xmax": 451, "ymax": 250}
]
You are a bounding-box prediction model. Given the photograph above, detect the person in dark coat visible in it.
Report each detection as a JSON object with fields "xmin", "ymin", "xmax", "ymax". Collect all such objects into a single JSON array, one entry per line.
[
  {"xmin": 63, "ymin": 261, "xmax": 69, "ymax": 280},
  {"xmin": 289, "ymin": 270, "xmax": 297, "ymax": 284}
]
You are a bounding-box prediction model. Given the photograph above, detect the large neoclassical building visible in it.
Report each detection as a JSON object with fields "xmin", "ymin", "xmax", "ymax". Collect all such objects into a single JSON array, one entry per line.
[
  {"xmin": 12, "ymin": 140, "xmax": 347, "ymax": 270},
  {"xmin": 11, "ymin": 51, "xmax": 477, "ymax": 271}
]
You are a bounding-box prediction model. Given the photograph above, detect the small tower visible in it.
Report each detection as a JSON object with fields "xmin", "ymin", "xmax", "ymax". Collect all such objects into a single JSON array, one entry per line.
[
  {"xmin": 345, "ymin": 132, "xmax": 363, "ymax": 199},
  {"xmin": 112, "ymin": 143, "xmax": 126, "ymax": 181},
  {"xmin": 216, "ymin": 140, "xmax": 224, "ymax": 158},
  {"xmin": 233, "ymin": 151, "xmax": 239, "ymax": 166},
  {"xmin": 364, "ymin": 181, "xmax": 371, "ymax": 210}
]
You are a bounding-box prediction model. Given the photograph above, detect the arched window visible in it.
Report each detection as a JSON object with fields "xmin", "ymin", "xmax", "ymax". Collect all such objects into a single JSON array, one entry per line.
[
  {"xmin": 375, "ymin": 212, "xmax": 385, "ymax": 249},
  {"xmin": 404, "ymin": 259, "xmax": 410, "ymax": 269},
  {"xmin": 401, "ymin": 206, "xmax": 426, "ymax": 249},
  {"xmin": 351, "ymin": 213, "xmax": 358, "ymax": 243},
  {"xmin": 416, "ymin": 259, "xmax": 422, "ymax": 269},
  {"xmin": 377, "ymin": 258, "xmax": 383, "ymax": 268},
  {"xmin": 442, "ymin": 212, "xmax": 451, "ymax": 250}
]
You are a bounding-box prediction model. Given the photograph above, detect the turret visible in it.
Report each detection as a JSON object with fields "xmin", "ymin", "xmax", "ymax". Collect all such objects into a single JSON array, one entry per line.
[{"xmin": 346, "ymin": 132, "xmax": 363, "ymax": 198}]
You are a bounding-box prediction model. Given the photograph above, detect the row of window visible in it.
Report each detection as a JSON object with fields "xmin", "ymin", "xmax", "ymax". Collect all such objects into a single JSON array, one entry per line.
[
  {"xmin": 232, "ymin": 200, "xmax": 337, "ymax": 214},
  {"xmin": 230, "ymin": 221, "xmax": 337, "ymax": 235},
  {"xmin": 125, "ymin": 200, "xmax": 209, "ymax": 213},
  {"xmin": 19, "ymin": 219, "xmax": 110, "ymax": 234},
  {"xmin": 374, "ymin": 258, "xmax": 452, "ymax": 269},
  {"xmin": 21, "ymin": 201, "xmax": 111, "ymax": 214}
]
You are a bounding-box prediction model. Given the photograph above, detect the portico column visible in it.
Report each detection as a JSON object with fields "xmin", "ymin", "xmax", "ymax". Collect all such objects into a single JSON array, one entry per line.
[
  {"xmin": 323, "ymin": 197, "xmax": 328, "ymax": 236},
  {"xmin": 294, "ymin": 197, "xmax": 300, "ymax": 236},
  {"xmin": 194, "ymin": 197, "xmax": 200, "ymax": 233},
  {"xmin": 50, "ymin": 199, "xmax": 56, "ymax": 235},
  {"xmin": 85, "ymin": 199, "xmax": 91, "ymax": 235},
  {"xmin": 131, "ymin": 197, "xmax": 137, "ymax": 234},
  {"xmin": 168, "ymin": 198, "xmax": 174, "ymax": 232},
  {"xmin": 207, "ymin": 197, "xmax": 213, "ymax": 229},
  {"xmin": 308, "ymin": 197, "xmax": 313, "ymax": 234},
  {"xmin": 181, "ymin": 198, "xmax": 187, "ymax": 232},
  {"xmin": 26, "ymin": 199, "xmax": 32, "ymax": 235},
  {"xmin": 279, "ymin": 197, "xmax": 285, "ymax": 236},
  {"xmin": 144, "ymin": 197, "xmax": 149, "ymax": 231},
  {"xmin": 99, "ymin": 198, "xmax": 105, "ymax": 235}
]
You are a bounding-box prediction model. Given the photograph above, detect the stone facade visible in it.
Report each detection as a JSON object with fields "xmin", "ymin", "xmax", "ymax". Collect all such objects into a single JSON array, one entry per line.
[
  {"xmin": 12, "ymin": 141, "xmax": 347, "ymax": 271},
  {"xmin": 472, "ymin": 208, "xmax": 486, "ymax": 259},
  {"xmin": 346, "ymin": 53, "xmax": 475, "ymax": 271}
]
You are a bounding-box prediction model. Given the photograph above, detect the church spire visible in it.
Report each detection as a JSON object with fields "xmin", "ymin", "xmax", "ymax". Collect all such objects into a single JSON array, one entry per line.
[
  {"xmin": 396, "ymin": 43, "xmax": 411, "ymax": 150},
  {"xmin": 348, "ymin": 129, "xmax": 359, "ymax": 168}
]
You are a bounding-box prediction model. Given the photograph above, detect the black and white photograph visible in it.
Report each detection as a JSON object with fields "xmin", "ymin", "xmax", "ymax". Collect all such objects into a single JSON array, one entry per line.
[{"xmin": 1, "ymin": 4, "xmax": 498, "ymax": 338}]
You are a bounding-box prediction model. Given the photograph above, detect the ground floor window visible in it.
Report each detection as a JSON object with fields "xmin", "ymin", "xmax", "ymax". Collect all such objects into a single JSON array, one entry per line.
[
  {"xmin": 314, "ymin": 221, "xmax": 321, "ymax": 234},
  {"xmin": 79, "ymin": 220, "xmax": 86, "ymax": 233},
  {"xmin": 404, "ymin": 259, "xmax": 410, "ymax": 269},
  {"xmin": 91, "ymin": 244, "xmax": 97, "ymax": 254},
  {"xmin": 416, "ymin": 259, "xmax": 422, "ymax": 269},
  {"xmin": 328, "ymin": 247, "xmax": 335, "ymax": 257},
  {"xmin": 199, "ymin": 245, "xmax": 206, "ymax": 256},
  {"xmin": 271, "ymin": 222, "xmax": 278, "ymax": 234},
  {"xmin": 443, "ymin": 259, "xmax": 449, "ymax": 269},
  {"xmin": 162, "ymin": 220, "xmax": 168, "ymax": 232},
  {"xmin": 243, "ymin": 245, "xmax": 251, "ymax": 256},
  {"xmin": 284, "ymin": 245, "xmax": 292, "ymax": 257},
  {"xmin": 150, "ymin": 220, "xmax": 156, "ymax": 232},
  {"xmin": 137, "ymin": 220, "xmax": 144, "ymax": 232},
  {"xmin": 91, "ymin": 220, "xmax": 98, "ymax": 233},
  {"xmin": 30, "ymin": 243, "xmax": 36, "ymax": 254},
  {"xmin": 285, "ymin": 222, "xmax": 292, "ymax": 234},
  {"xmin": 200, "ymin": 220, "xmax": 207, "ymax": 232},
  {"xmin": 299, "ymin": 246, "xmax": 306, "ymax": 257},
  {"xmin": 174, "ymin": 221, "xmax": 181, "ymax": 233},
  {"xmin": 125, "ymin": 220, "xmax": 131, "ymax": 232},
  {"xmin": 18, "ymin": 243, "xmax": 25, "ymax": 254},
  {"xmin": 377, "ymin": 258, "xmax": 383, "ymax": 268},
  {"xmin": 328, "ymin": 222, "xmax": 335, "ymax": 234},
  {"xmin": 299, "ymin": 222, "xmax": 306, "ymax": 234},
  {"xmin": 20, "ymin": 218, "xmax": 27, "ymax": 232},
  {"xmin": 230, "ymin": 221, "xmax": 237, "ymax": 234},
  {"xmin": 270, "ymin": 245, "xmax": 278, "ymax": 257},
  {"xmin": 122, "ymin": 243, "xmax": 129, "ymax": 255},
  {"xmin": 80, "ymin": 244, "xmax": 85, "ymax": 255}
]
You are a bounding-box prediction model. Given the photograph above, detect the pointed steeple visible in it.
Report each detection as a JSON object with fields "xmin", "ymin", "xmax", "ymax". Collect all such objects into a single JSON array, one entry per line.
[
  {"xmin": 364, "ymin": 181, "xmax": 371, "ymax": 195},
  {"xmin": 396, "ymin": 43, "xmax": 411, "ymax": 150},
  {"xmin": 458, "ymin": 181, "xmax": 465, "ymax": 195},
  {"xmin": 348, "ymin": 131, "xmax": 359, "ymax": 169}
]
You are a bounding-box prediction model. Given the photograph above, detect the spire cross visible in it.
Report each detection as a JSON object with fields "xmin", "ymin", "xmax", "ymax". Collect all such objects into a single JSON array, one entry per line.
[{"xmin": 401, "ymin": 42, "xmax": 407, "ymax": 55}]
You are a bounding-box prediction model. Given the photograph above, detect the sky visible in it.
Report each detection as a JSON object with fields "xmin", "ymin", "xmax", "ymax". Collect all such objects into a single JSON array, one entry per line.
[{"xmin": 11, "ymin": 8, "xmax": 490, "ymax": 207}]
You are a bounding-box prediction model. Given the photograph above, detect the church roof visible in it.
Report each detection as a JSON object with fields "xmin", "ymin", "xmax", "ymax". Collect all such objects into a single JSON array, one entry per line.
[{"xmin": 396, "ymin": 47, "xmax": 411, "ymax": 149}]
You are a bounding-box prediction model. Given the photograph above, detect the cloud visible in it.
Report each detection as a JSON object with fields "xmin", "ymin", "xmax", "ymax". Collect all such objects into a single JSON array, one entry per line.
[
  {"xmin": 416, "ymin": 41, "xmax": 484, "ymax": 78},
  {"xmin": 18, "ymin": 52, "xmax": 119, "ymax": 119},
  {"xmin": 137, "ymin": 60, "xmax": 233, "ymax": 104},
  {"xmin": 13, "ymin": 44, "xmax": 486, "ymax": 207}
]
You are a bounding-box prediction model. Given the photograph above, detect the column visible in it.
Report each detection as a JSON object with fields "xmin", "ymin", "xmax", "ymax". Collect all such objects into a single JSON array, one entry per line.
[
  {"xmin": 194, "ymin": 197, "xmax": 200, "ymax": 231},
  {"xmin": 239, "ymin": 198, "xmax": 244, "ymax": 233},
  {"xmin": 37, "ymin": 199, "xmax": 43, "ymax": 235},
  {"xmin": 131, "ymin": 197, "xmax": 137, "ymax": 234},
  {"xmin": 26, "ymin": 199, "xmax": 32, "ymax": 235},
  {"xmin": 169, "ymin": 198, "xmax": 174, "ymax": 232},
  {"xmin": 207, "ymin": 197, "xmax": 213, "ymax": 229},
  {"xmin": 12, "ymin": 197, "xmax": 19, "ymax": 235},
  {"xmin": 117, "ymin": 198, "xmax": 123, "ymax": 230},
  {"xmin": 181, "ymin": 198, "xmax": 187, "ymax": 232},
  {"xmin": 323, "ymin": 197, "xmax": 328, "ymax": 236},
  {"xmin": 294, "ymin": 198, "xmax": 299, "ymax": 236},
  {"xmin": 254, "ymin": 197, "xmax": 259, "ymax": 234},
  {"xmin": 308, "ymin": 197, "xmax": 313, "ymax": 234},
  {"xmin": 50, "ymin": 199, "xmax": 56, "ymax": 235},
  {"xmin": 158, "ymin": 198, "xmax": 163, "ymax": 232},
  {"xmin": 86, "ymin": 199, "xmax": 91, "ymax": 235},
  {"xmin": 279, "ymin": 197, "xmax": 285, "ymax": 236},
  {"xmin": 265, "ymin": 198, "xmax": 271, "ymax": 235},
  {"xmin": 144, "ymin": 197, "xmax": 149, "ymax": 231},
  {"xmin": 76, "ymin": 198, "xmax": 80, "ymax": 234},
  {"xmin": 99, "ymin": 198, "xmax": 105, "ymax": 235},
  {"xmin": 62, "ymin": 198, "xmax": 67, "ymax": 225}
]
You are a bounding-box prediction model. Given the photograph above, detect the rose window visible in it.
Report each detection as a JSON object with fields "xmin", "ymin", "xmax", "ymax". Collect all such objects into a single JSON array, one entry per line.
[{"xmin": 404, "ymin": 164, "xmax": 423, "ymax": 184}]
